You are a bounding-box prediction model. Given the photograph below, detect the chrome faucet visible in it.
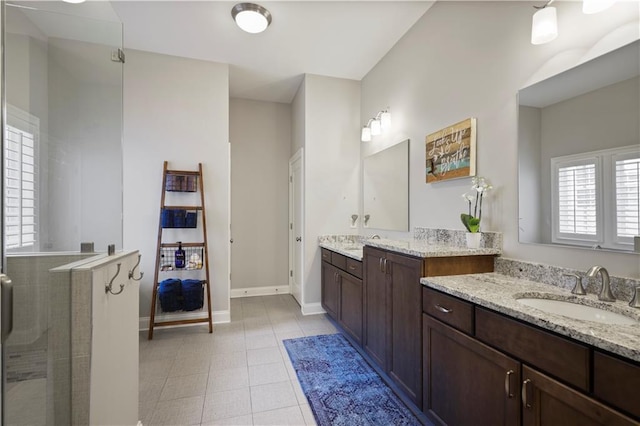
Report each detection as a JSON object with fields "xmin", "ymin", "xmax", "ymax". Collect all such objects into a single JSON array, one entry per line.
[
  {"xmin": 586, "ymin": 266, "xmax": 615, "ymax": 302},
  {"xmin": 370, "ymin": 234, "xmax": 381, "ymax": 239}
]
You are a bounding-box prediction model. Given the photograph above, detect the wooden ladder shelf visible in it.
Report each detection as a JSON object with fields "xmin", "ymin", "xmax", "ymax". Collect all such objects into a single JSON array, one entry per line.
[{"xmin": 148, "ymin": 161, "xmax": 213, "ymax": 339}]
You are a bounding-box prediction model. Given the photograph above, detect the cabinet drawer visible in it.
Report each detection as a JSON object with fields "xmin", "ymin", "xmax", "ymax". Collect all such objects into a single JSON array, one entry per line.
[
  {"xmin": 331, "ymin": 252, "xmax": 347, "ymax": 270},
  {"xmin": 476, "ymin": 308, "xmax": 590, "ymax": 391},
  {"xmin": 321, "ymin": 248, "xmax": 331, "ymax": 262},
  {"xmin": 423, "ymin": 287, "xmax": 474, "ymax": 335},
  {"xmin": 594, "ymin": 351, "xmax": 640, "ymax": 419},
  {"xmin": 345, "ymin": 258, "xmax": 363, "ymax": 279}
]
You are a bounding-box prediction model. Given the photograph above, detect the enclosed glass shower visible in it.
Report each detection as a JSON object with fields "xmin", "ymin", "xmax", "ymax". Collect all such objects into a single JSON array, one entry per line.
[{"xmin": 1, "ymin": 2, "xmax": 123, "ymax": 424}]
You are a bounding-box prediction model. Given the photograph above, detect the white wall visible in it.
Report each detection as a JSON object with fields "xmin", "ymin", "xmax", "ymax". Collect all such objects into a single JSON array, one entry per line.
[
  {"xmin": 123, "ymin": 49, "xmax": 230, "ymax": 321},
  {"xmin": 361, "ymin": 1, "xmax": 640, "ymax": 277},
  {"xmin": 303, "ymin": 74, "xmax": 361, "ymax": 307},
  {"xmin": 229, "ymin": 98, "xmax": 291, "ymax": 292}
]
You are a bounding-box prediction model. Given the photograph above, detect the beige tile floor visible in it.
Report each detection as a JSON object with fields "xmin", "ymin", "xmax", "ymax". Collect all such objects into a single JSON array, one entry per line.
[{"xmin": 139, "ymin": 295, "xmax": 337, "ymax": 426}]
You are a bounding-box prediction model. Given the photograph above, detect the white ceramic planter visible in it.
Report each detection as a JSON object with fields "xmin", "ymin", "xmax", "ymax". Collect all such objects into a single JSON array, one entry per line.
[{"xmin": 466, "ymin": 232, "xmax": 481, "ymax": 249}]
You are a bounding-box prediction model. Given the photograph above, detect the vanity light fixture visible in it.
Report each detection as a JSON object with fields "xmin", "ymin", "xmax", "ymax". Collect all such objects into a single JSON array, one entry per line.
[
  {"xmin": 231, "ymin": 3, "xmax": 272, "ymax": 34},
  {"xmin": 370, "ymin": 118, "xmax": 382, "ymax": 136},
  {"xmin": 361, "ymin": 126, "xmax": 372, "ymax": 142},
  {"xmin": 62, "ymin": 0, "xmax": 86, "ymax": 3},
  {"xmin": 531, "ymin": 0, "xmax": 616, "ymax": 45},
  {"xmin": 361, "ymin": 108, "xmax": 391, "ymax": 142},
  {"xmin": 531, "ymin": 0, "xmax": 558, "ymax": 45}
]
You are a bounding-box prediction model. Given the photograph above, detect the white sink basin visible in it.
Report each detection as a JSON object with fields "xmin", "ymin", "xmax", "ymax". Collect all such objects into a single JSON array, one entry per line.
[{"xmin": 516, "ymin": 298, "xmax": 638, "ymax": 325}]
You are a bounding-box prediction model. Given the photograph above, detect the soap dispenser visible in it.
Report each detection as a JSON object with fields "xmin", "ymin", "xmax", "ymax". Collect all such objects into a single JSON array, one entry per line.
[{"xmin": 175, "ymin": 241, "xmax": 186, "ymax": 269}]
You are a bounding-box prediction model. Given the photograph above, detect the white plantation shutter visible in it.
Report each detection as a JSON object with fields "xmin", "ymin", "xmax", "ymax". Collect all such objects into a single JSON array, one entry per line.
[
  {"xmin": 557, "ymin": 163, "xmax": 598, "ymax": 235},
  {"xmin": 552, "ymin": 155, "xmax": 601, "ymax": 245},
  {"xmin": 5, "ymin": 124, "xmax": 37, "ymax": 249},
  {"xmin": 614, "ymin": 154, "xmax": 640, "ymax": 240}
]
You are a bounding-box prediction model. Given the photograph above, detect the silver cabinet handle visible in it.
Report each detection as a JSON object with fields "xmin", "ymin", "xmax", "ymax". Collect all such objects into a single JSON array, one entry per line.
[
  {"xmin": 383, "ymin": 259, "xmax": 387, "ymax": 273},
  {"xmin": 379, "ymin": 258, "xmax": 383, "ymax": 273},
  {"xmin": 505, "ymin": 370, "xmax": 514, "ymax": 398},
  {"xmin": 434, "ymin": 304, "xmax": 452, "ymax": 314},
  {"xmin": 522, "ymin": 379, "xmax": 532, "ymax": 409},
  {"xmin": 1, "ymin": 274, "xmax": 14, "ymax": 343}
]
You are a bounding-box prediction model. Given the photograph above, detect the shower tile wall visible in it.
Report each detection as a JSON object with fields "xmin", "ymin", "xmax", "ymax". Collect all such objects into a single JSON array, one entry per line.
[{"xmin": 5, "ymin": 254, "xmax": 91, "ymax": 426}]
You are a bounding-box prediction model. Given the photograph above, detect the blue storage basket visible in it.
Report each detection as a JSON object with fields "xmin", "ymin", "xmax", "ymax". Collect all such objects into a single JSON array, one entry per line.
[
  {"xmin": 185, "ymin": 211, "xmax": 197, "ymax": 228},
  {"xmin": 158, "ymin": 278, "xmax": 182, "ymax": 312},
  {"xmin": 161, "ymin": 209, "xmax": 174, "ymax": 228},
  {"xmin": 181, "ymin": 279, "xmax": 204, "ymax": 311},
  {"xmin": 173, "ymin": 210, "xmax": 186, "ymax": 228}
]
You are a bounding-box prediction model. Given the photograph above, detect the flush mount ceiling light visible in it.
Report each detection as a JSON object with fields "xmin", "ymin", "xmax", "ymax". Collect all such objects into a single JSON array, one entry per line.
[
  {"xmin": 231, "ymin": 3, "xmax": 272, "ymax": 34},
  {"xmin": 361, "ymin": 109, "xmax": 391, "ymax": 142}
]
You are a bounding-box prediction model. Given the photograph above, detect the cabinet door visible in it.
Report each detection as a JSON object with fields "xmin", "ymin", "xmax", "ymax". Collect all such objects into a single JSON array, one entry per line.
[
  {"xmin": 339, "ymin": 271, "xmax": 363, "ymax": 345},
  {"xmin": 363, "ymin": 247, "xmax": 389, "ymax": 370},
  {"xmin": 388, "ymin": 252, "xmax": 423, "ymax": 408},
  {"xmin": 321, "ymin": 261, "xmax": 339, "ymax": 320},
  {"xmin": 522, "ymin": 365, "xmax": 637, "ymax": 426},
  {"xmin": 423, "ymin": 315, "xmax": 521, "ymax": 426}
]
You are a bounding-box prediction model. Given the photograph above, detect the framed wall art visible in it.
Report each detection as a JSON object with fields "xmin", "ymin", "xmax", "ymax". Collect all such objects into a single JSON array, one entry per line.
[{"xmin": 425, "ymin": 117, "xmax": 476, "ymax": 183}]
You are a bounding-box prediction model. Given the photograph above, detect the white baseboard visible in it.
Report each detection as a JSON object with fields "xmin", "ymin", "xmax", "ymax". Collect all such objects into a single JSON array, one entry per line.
[
  {"xmin": 301, "ymin": 302, "xmax": 325, "ymax": 316},
  {"xmin": 139, "ymin": 310, "xmax": 230, "ymax": 331},
  {"xmin": 230, "ymin": 285, "xmax": 290, "ymax": 298}
]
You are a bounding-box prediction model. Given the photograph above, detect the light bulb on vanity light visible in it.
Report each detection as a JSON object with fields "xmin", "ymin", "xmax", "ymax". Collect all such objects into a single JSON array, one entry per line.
[
  {"xmin": 361, "ymin": 126, "xmax": 372, "ymax": 142},
  {"xmin": 370, "ymin": 118, "xmax": 382, "ymax": 136},
  {"xmin": 583, "ymin": 0, "xmax": 615, "ymax": 14},
  {"xmin": 531, "ymin": 6, "xmax": 558, "ymax": 45},
  {"xmin": 380, "ymin": 110, "xmax": 391, "ymax": 132}
]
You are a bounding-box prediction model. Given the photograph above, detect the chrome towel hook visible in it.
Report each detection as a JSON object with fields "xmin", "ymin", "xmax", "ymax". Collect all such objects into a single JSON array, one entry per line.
[
  {"xmin": 128, "ymin": 254, "xmax": 144, "ymax": 281},
  {"xmin": 105, "ymin": 263, "xmax": 125, "ymax": 295}
]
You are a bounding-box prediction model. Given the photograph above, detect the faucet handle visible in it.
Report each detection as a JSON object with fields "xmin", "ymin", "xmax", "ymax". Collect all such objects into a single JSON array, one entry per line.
[
  {"xmin": 563, "ymin": 273, "xmax": 586, "ymax": 295},
  {"xmin": 630, "ymin": 286, "xmax": 640, "ymax": 308}
]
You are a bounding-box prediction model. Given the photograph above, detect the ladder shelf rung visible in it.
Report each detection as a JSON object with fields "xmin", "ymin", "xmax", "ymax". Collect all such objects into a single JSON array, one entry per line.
[
  {"xmin": 160, "ymin": 242, "xmax": 205, "ymax": 248},
  {"xmin": 162, "ymin": 205, "xmax": 203, "ymax": 211},
  {"xmin": 166, "ymin": 170, "xmax": 200, "ymax": 176},
  {"xmin": 152, "ymin": 317, "xmax": 210, "ymax": 328}
]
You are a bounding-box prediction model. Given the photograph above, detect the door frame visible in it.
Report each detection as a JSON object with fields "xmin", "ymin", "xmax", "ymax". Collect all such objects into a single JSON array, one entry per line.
[{"xmin": 288, "ymin": 148, "xmax": 304, "ymax": 306}]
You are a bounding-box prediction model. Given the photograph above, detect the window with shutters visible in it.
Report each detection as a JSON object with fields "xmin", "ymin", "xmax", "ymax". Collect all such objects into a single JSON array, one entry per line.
[
  {"xmin": 614, "ymin": 152, "xmax": 640, "ymax": 243},
  {"xmin": 4, "ymin": 107, "xmax": 39, "ymax": 251},
  {"xmin": 551, "ymin": 145, "xmax": 639, "ymax": 250}
]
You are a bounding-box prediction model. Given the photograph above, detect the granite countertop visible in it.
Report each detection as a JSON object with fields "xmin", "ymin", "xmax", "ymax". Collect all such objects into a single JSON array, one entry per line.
[
  {"xmin": 319, "ymin": 241, "xmax": 364, "ymax": 260},
  {"xmin": 319, "ymin": 238, "xmax": 501, "ymax": 262},
  {"xmin": 365, "ymin": 238, "xmax": 501, "ymax": 258},
  {"xmin": 421, "ymin": 273, "xmax": 640, "ymax": 362}
]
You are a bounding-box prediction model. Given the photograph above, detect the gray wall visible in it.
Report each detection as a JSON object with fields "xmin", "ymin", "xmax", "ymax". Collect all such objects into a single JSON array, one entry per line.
[
  {"xmin": 229, "ymin": 98, "xmax": 291, "ymax": 292},
  {"xmin": 361, "ymin": 1, "xmax": 640, "ymax": 277}
]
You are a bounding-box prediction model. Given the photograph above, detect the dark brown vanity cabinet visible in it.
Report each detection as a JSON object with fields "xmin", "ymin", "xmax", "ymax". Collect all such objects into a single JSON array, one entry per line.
[
  {"xmin": 423, "ymin": 314, "xmax": 521, "ymax": 425},
  {"xmin": 364, "ymin": 246, "xmax": 495, "ymax": 410},
  {"xmin": 422, "ymin": 287, "xmax": 639, "ymax": 426},
  {"xmin": 363, "ymin": 247, "xmax": 423, "ymax": 406},
  {"xmin": 321, "ymin": 249, "xmax": 363, "ymax": 345},
  {"xmin": 521, "ymin": 366, "xmax": 636, "ymax": 426}
]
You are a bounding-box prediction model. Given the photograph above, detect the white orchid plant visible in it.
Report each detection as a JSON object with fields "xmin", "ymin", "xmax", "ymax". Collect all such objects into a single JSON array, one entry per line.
[{"xmin": 461, "ymin": 176, "xmax": 493, "ymax": 233}]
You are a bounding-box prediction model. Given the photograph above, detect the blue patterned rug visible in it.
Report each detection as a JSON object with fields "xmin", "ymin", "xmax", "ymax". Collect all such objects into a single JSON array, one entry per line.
[{"xmin": 283, "ymin": 333, "xmax": 422, "ymax": 426}]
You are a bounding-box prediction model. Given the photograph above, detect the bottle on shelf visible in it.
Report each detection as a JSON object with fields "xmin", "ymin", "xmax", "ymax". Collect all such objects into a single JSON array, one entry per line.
[{"xmin": 175, "ymin": 241, "xmax": 186, "ymax": 269}]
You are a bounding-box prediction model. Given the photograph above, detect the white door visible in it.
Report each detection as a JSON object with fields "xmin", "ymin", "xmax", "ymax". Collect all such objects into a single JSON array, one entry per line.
[{"xmin": 289, "ymin": 149, "xmax": 304, "ymax": 305}]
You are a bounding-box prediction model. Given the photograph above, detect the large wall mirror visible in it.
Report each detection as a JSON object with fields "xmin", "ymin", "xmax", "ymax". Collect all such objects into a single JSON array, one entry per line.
[
  {"xmin": 518, "ymin": 40, "xmax": 639, "ymax": 253},
  {"xmin": 363, "ymin": 139, "xmax": 409, "ymax": 231}
]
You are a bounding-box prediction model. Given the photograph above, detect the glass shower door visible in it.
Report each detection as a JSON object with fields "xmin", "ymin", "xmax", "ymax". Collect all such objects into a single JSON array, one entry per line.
[{"xmin": 1, "ymin": 3, "xmax": 123, "ymax": 424}]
